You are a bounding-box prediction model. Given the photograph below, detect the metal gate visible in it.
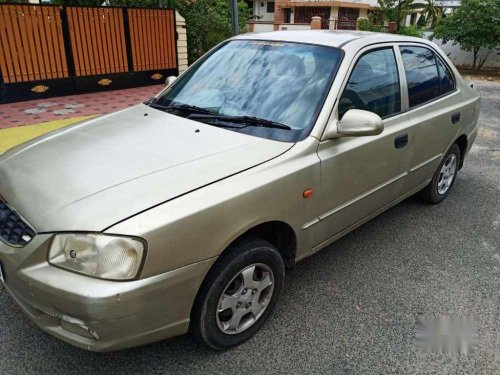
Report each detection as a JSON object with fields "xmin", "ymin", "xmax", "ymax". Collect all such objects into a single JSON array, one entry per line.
[{"xmin": 0, "ymin": 4, "xmax": 178, "ymax": 103}]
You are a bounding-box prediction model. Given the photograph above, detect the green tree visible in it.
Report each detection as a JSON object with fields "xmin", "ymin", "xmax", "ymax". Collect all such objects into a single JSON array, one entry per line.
[
  {"xmin": 433, "ymin": 0, "xmax": 500, "ymax": 72},
  {"xmin": 411, "ymin": 0, "xmax": 443, "ymax": 28},
  {"xmin": 360, "ymin": 0, "xmax": 423, "ymax": 36},
  {"xmin": 169, "ymin": 0, "xmax": 251, "ymax": 63},
  {"xmin": 373, "ymin": 0, "xmax": 414, "ymax": 25}
]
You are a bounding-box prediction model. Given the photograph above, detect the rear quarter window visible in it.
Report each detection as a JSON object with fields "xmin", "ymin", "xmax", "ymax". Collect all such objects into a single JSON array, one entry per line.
[{"xmin": 436, "ymin": 57, "xmax": 455, "ymax": 94}]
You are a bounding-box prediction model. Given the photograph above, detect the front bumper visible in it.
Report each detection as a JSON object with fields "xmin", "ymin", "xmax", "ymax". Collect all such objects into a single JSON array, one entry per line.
[{"xmin": 0, "ymin": 234, "xmax": 216, "ymax": 352}]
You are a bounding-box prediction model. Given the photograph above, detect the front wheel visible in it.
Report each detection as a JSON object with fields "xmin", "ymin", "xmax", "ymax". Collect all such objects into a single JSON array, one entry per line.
[
  {"xmin": 420, "ymin": 143, "xmax": 460, "ymax": 204},
  {"xmin": 190, "ymin": 238, "xmax": 284, "ymax": 350}
]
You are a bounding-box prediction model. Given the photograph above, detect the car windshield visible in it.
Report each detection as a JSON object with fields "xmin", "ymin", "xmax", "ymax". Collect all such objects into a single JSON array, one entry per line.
[{"xmin": 152, "ymin": 40, "xmax": 343, "ymax": 142}]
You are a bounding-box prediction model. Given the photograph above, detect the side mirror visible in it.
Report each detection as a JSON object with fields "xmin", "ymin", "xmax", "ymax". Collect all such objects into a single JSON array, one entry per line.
[
  {"xmin": 323, "ymin": 109, "xmax": 383, "ymax": 139},
  {"xmin": 165, "ymin": 75, "xmax": 177, "ymax": 87}
]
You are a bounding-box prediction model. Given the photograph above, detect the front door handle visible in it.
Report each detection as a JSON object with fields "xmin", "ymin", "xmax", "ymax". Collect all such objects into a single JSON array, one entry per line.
[
  {"xmin": 394, "ymin": 134, "xmax": 408, "ymax": 149},
  {"xmin": 452, "ymin": 112, "xmax": 461, "ymax": 124}
]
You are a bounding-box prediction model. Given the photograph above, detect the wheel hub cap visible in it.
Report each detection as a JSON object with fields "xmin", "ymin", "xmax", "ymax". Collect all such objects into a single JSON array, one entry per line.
[
  {"xmin": 216, "ymin": 263, "xmax": 274, "ymax": 335},
  {"xmin": 437, "ymin": 154, "xmax": 457, "ymax": 195}
]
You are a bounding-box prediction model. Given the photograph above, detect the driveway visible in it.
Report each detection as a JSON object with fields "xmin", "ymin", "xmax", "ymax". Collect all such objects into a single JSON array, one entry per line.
[{"xmin": 0, "ymin": 81, "xmax": 499, "ymax": 375}]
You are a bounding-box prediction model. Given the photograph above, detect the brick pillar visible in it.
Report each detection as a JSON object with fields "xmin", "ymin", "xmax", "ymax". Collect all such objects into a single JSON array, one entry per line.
[
  {"xmin": 274, "ymin": 0, "xmax": 285, "ymax": 30},
  {"xmin": 176, "ymin": 11, "xmax": 188, "ymax": 74},
  {"xmin": 311, "ymin": 16, "xmax": 322, "ymax": 30}
]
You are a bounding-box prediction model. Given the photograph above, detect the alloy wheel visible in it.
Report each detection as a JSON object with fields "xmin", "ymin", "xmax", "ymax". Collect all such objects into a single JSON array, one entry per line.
[
  {"xmin": 437, "ymin": 154, "xmax": 457, "ymax": 195},
  {"xmin": 216, "ymin": 263, "xmax": 274, "ymax": 335}
]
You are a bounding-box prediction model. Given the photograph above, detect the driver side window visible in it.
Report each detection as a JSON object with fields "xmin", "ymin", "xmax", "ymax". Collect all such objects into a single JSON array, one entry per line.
[{"xmin": 338, "ymin": 48, "xmax": 401, "ymax": 119}]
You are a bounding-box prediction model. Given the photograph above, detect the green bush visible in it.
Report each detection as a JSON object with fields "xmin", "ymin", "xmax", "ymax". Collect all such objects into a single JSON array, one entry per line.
[
  {"xmin": 397, "ymin": 25, "xmax": 423, "ymax": 37},
  {"xmin": 358, "ymin": 19, "xmax": 388, "ymax": 32},
  {"xmin": 359, "ymin": 18, "xmax": 422, "ymax": 37}
]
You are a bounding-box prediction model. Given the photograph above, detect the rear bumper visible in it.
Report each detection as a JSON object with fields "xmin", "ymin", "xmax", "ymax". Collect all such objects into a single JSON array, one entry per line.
[{"xmin": 0, "ymin": 234, "xmax": 216, "ymax": 352}]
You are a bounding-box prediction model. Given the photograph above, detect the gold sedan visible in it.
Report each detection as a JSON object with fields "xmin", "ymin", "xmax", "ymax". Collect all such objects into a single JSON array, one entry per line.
[{"xmin": 0, "ymin": 31, "xmax": 480, "ymax": 351}]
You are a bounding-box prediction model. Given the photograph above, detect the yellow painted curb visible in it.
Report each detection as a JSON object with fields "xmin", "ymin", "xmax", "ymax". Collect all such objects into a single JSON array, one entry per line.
[{"xmin": 0, "ymin": 116, "xmax": 95, "ymax": 154}]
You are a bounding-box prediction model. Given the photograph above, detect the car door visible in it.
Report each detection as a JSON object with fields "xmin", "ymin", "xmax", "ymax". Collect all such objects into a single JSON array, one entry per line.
[
  {"xmin": 397, "ymin": 44, "xmax": 463, "ymax": 190},
  {"xmin": 310, "ymin": 45, "xmax": 415, "ymax": 248}
]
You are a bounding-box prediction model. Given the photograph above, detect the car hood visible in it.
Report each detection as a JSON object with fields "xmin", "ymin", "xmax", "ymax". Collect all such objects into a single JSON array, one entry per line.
[{"xmin": 0, "ymin": 105, "xmax": 293, "ymax": 232}]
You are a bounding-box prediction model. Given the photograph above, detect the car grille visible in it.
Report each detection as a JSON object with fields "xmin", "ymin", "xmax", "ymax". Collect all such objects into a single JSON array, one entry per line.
[{"xmin": 0, "ymin": 199, "xmax": 35, "ymax": 247}]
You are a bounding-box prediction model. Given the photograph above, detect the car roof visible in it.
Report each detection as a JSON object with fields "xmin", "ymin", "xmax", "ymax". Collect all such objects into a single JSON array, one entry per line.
[{"xmin": 234, "ymin": 30, "xmax": 426, "ymax": 49}]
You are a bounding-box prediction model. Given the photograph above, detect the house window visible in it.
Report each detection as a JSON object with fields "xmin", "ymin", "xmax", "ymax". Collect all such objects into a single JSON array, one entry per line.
[
  {"xmin": 284, "ymin": 8, "xmax": 292, "ymax": 23},
  {"xmin": 294, "ymin": 7, "xmax": 330, "ymax": 25},
  {"xmin": 267, "ymin": 1, "xmax": 275, "ymax": 13},
  {"xmin": 410, "ymin": 13, "xmax": 417, "ymax": 25},
  {"xmin": 338, "ymin": 7, "xmax": 360, "ymax": 20}
]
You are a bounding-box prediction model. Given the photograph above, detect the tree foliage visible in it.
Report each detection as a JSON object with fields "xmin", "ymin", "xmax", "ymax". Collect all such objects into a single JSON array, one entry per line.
[
  {"xmin": 411, "ymin": 0, "xmax": 443, "ymax": 28},
  {"xmin": 371, "ymin": 0, "xmax": 414, "ymax": 25},
  {"xmin": 359, "ymin": 0, "xmax": 423, "ymax": 37},
  {"xmin": 167, "ymin": 0, "xmax": 251, "ymax": 63},
  {"xmin": 433, "ymin": 0, "xmax": 500, "ymax": 71}
]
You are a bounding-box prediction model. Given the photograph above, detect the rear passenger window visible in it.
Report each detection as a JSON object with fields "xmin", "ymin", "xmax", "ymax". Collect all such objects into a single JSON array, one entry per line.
[
  {"xmin": 338, "ymin": 48, "xmax": 401, "ymax": 119},
  {"xmin": 436, "ymin": 57, "xmax": 454, "ymax": 94},
  {"xmin": 400, "ymin": 46, "xmax": 441, "ymax": 107}
]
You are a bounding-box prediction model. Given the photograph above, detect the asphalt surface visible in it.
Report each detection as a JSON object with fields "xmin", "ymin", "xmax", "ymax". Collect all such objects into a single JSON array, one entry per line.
[{"xmin": 1, "ymin": 81, "xmax": 499, "ymax": 375}]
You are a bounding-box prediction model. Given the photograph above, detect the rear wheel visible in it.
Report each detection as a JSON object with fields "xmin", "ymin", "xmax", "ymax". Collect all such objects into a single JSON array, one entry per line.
[
  {"xmin": 190, "ymin": 238, "xmax": 284, "ymax": 350},
  {"xmin": 420, "ymin": 143, "xmax": 460, "ymax": 204}
]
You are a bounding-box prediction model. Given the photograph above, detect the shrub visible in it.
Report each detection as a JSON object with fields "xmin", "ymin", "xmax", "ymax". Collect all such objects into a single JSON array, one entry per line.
[{"xmin": 397, "ymin": 25, "xmax": 423, "ymax": 37}]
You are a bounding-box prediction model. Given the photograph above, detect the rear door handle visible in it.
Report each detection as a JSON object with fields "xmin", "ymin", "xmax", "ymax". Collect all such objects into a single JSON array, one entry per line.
[
  {"xmin": 394, "ymin": 134, "xmax": 408, "ymax": 149},
  {"xmin": 452, "ymin": 112, "xmax": 461, "ymax": 124}
]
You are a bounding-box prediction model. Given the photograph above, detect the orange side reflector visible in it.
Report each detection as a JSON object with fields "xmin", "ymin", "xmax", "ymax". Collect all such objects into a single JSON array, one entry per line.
[{"xmin": 303, "ymin": 189, "xmax": 313, "ymax": 198}]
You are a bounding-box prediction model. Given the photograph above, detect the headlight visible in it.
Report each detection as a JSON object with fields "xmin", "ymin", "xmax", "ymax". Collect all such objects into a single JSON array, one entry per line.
[{"xmin": 48, "ymin": 234, "xmax": 146, "ymax": 280}]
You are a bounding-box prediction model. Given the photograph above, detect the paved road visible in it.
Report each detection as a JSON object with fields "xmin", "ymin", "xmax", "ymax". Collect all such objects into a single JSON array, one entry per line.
[{"xmin": 1, "ymin": 82, "xmax": 499, "ymax": 375}]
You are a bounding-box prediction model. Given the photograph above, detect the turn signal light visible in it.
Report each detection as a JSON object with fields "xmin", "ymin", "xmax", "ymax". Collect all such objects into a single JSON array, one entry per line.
[{"xmin": 303, "ymin": 189, "xmax": 313, "ymax": 198}]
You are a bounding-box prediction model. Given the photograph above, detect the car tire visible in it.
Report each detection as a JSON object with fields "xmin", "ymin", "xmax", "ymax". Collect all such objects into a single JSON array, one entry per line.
[
  {"xmin": 420, "ymin": 143, "xmax": 461, "ymax": 204},
  {"xmin": 190, "ymin": 237, "xmax": 284, "ymax": 350}
]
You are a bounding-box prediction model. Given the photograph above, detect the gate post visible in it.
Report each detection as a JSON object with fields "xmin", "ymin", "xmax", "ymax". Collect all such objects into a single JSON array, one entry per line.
[
  {"xmin": 123, "ymin": 8, "xmax": 135, "ymax": 72},
  {"xmin": 310, "ymin": 16, "xmax": 322, "ymax": 30},
  {"xmin": 60, "ymin": 6, "xmax": 76, "ymax": 78}
]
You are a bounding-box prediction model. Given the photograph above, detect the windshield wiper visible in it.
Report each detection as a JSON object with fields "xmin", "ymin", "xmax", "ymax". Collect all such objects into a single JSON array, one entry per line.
[
  {"xmin": 147, "ymin": 102, "xmax": 216, "ymax": 116},
  {"xmin": 189, "ymin": 113, "xmax": 292, "ymax": 130},
  {"xmin": 147, "ymin": 102, "xmax": 291, "ymax": 130}
]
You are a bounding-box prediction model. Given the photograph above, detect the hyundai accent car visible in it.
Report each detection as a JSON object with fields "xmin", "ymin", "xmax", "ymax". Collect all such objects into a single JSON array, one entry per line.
[{"xmin": 0, "ymin": 31, "xmax": 480, "ymax": 351}]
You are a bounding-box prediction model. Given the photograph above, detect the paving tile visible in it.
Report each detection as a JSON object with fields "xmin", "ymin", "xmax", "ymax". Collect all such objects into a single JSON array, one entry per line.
[
  {"xmin": 53, "ymin": 109, "xmax": 76, "ymax": 115},
  {"xmin": 37, "ymin": 102, "xmax": 59, "ymax": 108},
  {"xmin": 24, "ymin": 108, "xmax": 47, "ymax": 114},
  {"xmin": 65, "ymin": 103, "xmax": 85, "ymax": 109},
  {"xmin": 0, "ymin": 85, "xmax": 163, "ymax": 128}
]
